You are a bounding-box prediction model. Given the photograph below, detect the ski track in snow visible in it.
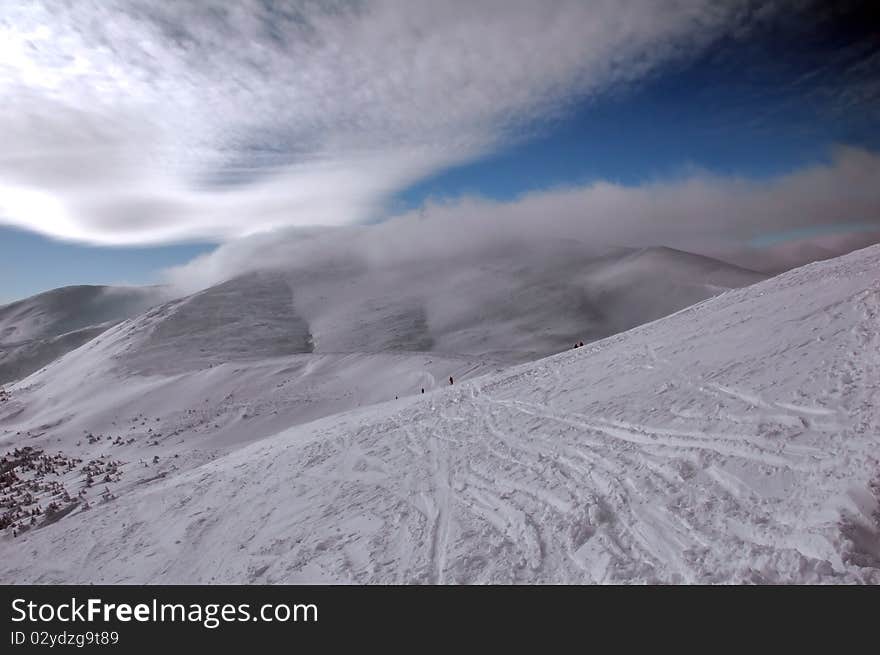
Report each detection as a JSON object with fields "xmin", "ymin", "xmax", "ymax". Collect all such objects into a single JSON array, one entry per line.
[{"xmin": 0, "ymin": 246, "xmax": 879, "ymax": 583}]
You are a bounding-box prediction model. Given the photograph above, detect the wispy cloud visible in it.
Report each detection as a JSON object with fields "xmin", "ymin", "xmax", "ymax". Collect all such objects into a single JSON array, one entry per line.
[
  {"xmin": 0, "ymin": 0, "xmax": 763, "ymax": 244},
  {"xmin": 164, "ymin": 146, "xmax": 880, "ymax": 292}
]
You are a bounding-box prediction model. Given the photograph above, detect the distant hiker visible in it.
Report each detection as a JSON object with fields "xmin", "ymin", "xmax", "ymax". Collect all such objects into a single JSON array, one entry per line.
[
  {"xmin": 449, "ymin": 376, "xmax": 454, "ymax": 385},
  {"xmin": 579, "ymin": 341, "xmax": 584, "ymax": 347},
  {"xmin": 421, "ymin": 388, "xmax": 425, "ymax": 394}
]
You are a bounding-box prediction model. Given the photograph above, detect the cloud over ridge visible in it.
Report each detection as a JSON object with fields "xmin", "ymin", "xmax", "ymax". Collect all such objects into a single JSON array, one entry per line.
[{"xmin": 164, "ymin": 146, "xmax": 880, "ymax": 293}]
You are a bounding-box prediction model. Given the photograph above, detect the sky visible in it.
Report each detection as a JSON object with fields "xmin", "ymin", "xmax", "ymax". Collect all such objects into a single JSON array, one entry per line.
[{"xmin": 1, "ymin": 0, "xmax": 879, "ymax": 303}]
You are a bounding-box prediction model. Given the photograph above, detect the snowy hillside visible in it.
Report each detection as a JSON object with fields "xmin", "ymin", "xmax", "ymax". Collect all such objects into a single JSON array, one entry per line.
[
  {"xmin": 272, "ymin": 244, "xmax": 766, "ymax": 362},
  {"xmin": 0, "ymin": 244, "xmax": 764, "ymax": 461},
  {"xmin": 0, "ymin": 245, "xmax": 762, "ymax": 385},
  {"xmin": 0, "ymin": 285, "xmax": 169, "ymax": 384},
  {"xmin": 0, "ymin": 245, "xmax": 876, "ymax": 583}
]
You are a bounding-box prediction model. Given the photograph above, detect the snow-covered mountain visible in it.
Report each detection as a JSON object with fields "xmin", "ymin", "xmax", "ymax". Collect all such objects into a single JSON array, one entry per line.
[
  {"xmin": 0, "ymin": 245, "xmax": 765, "ymax": 456},
  {"xmin": 0, "ymin": 245, "xmax": 763, "ymax": 387},
  {"xmin": 0, "ymin": 284, "xmax": 170, "ymax": 385},
  {"xmin": 270, "ymin": 243, "xmax": 767, "ymax": 363},
  {"xmin": 0, "ymin": 244, "xmax": 876, "ymax": 583},
  {"xmin": 88, "ymin": 244, "xmax": 769, "ymax": 371}
]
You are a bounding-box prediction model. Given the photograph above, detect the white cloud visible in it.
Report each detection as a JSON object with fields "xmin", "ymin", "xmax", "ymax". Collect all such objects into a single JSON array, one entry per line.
[
  {"xmin": 0, "ymin": 0, "xmax": 761, "ymax": 244},
  {"xmin": 163, "ymin": 146, "xmax": 880, "ymax": 293}
]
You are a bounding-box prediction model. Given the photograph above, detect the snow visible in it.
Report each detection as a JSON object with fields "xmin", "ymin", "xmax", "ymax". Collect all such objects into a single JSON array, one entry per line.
[
  {"xmin": 158, "ymin": 243, "xmax": 765, "ymax": 365},
  {"xmin": 0, "ymin": 245, "xmax": 877, "ymax": 583},
  {"xmin": 0, "ymin": 284, "xmax": 169, "ymax": 384}
]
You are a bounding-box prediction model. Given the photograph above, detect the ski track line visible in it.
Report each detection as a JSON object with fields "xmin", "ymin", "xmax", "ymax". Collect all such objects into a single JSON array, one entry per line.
[
  {"xmin": 494, "ymin": 398, "xmax": 820, "ymax": 471},
  {"xmin": 461, "ymin": 481, "xmax": 544, "ymax": 573},
  {"xmin": 647, "ymin": 342, "xmax": 843, "ymax": 428},
  {"xmin": 773, "ymin": 401, "xmax": 837, "ymax": 416},
  {"xmin": 461, "ymin": 388, "xmax": 851, "ymax": 581},
  {"xmin": 485, "ymin": 404, "xmax": 687, "ymax": 577},
  {"xmin": 473, "ymin": 393, "xmax": 606, "ymax": 515},
  {"xmin": 465, "ymin": 462, "xmax": 574, "ymax": 519},
  {"xmin": 425, "ymin": 422, "xmax": 452, "ymax": 584}
]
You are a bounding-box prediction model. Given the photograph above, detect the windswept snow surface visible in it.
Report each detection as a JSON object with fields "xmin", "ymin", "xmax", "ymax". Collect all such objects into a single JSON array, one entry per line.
[
  {"xmin": 0, "ymin": 245, "xmax": 761, "ymax": 460},
  {"xmin": 0, "ymin": 285, "xmax": 170, "ymax": 385},
  {"xmin": 1, "ymin": 246, "xmax": 879, "ymax": 583}
]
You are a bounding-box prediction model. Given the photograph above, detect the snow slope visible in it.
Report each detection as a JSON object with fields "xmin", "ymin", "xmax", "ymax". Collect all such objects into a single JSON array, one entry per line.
[
  {"xmin": 0, "ymin": 244, "xmax": 762, "ymax": 384},
  {"xmin": 1, "ymin": 244, "xmax": 876, "ymax": 584},
  {"xmin": 0, "ymin": 271, "xmax": 499, "ymax": 457},
  {"xmin": 0, "ymin": 244, "xmax": 762, "ymax": 459},
  {"xmin": 273, "ymin": 243, "xmax": 766, "ymax": 362},
  {"xmin": 0, "ymin": 285, "xmax": 169, "ymax": 384}
]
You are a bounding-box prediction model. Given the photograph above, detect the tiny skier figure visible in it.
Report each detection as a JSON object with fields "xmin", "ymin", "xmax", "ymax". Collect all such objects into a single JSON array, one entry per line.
[{"xmin": 449, "ymin": 376, "xmax": 454, "ymax": 385}]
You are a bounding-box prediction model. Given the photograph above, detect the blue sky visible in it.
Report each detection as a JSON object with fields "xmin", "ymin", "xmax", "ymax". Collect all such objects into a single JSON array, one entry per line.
[
  {"xmin": 0, "ymin": 228, "xmax": 213, "ymax": 303},
  {"xmin": 397, "ymin": 6, "xmax": 880, "ymax": 207},
  {"xmin": 1, "ymin": 1, "xmax": 879, "ymax": 303}
]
